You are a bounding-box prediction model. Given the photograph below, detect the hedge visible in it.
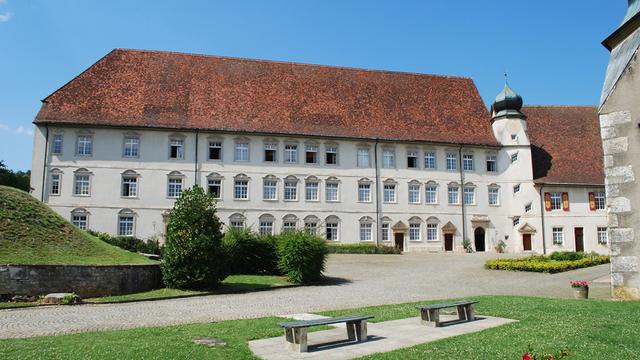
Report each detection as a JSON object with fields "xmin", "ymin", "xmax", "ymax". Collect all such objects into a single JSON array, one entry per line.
[
  {"xmin": 89, "ymin": 231, "xmax": 164, "ymax": 256},
  {"xmin": 327, "ymin": 243, "xmax": 401, "ymax": 254},
  {"xmin": 222, "ymin": 228, "xmax": 280, "ymax": 275},
  {"xmin": 277, "ymin": 230, "xmax": 329, "ymax": 284},
  {"xmin": 485, "ymin": 253, "xmax": 610, "ymax": 274}
]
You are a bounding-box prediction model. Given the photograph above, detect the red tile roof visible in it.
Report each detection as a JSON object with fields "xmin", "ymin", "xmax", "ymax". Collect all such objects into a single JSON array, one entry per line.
[
  {"xmin": 524, "ymin": 106, "xmax": 604, "ymax": 185},
  {"xmin": 35, "ymin": 49, "xmax": 497, "ymax": 146}
]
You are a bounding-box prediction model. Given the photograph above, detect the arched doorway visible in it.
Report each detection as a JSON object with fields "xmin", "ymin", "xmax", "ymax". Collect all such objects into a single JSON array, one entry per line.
[{"xmin": 474, "ymin": 227, "xmax": 485, "ymax": 252}]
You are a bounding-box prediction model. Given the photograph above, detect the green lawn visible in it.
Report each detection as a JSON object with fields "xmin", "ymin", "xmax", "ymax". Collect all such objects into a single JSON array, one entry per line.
[
  {"xmin": 0, "ymin": 186, "xmax": 155, "ymax": 265},
  {"xmin": 1, "ymin": 296, "xmax": 639, "ymax": 359},
  {"xmin": 85, "ymin": 275, "xmax": 291, "ymax": 303},
  {"xmin": 0, "ymin": 302, "xmax": 37, "ymax": 309}
]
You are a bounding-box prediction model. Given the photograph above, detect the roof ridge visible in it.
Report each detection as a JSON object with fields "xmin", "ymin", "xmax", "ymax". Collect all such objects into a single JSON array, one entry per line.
[
  {"xmin": 522, "ymin": 104, "xmax": 598, "ymax": 109},
  {"xmin": 112, "ymin": 48, "xmax": 474, "ymax": 81}
]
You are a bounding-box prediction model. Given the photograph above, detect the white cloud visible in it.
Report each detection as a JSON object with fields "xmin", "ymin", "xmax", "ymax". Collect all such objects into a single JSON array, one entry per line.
[
  {"xmin": 0, "ymin": 12, "xmax": 11, "ymax": 22},
  {"xmin": 15, "ymin": 126, "xmax": 34, "ymax": 137},
  {"xmin": 0, "ymin": 123, "xmax": 8, "ymax": 131}
]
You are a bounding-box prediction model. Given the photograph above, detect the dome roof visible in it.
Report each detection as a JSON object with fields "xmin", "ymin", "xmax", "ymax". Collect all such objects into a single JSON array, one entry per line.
[{"xmin": 492, "ymin": 82, "xmax": 524, "ymax": 119}]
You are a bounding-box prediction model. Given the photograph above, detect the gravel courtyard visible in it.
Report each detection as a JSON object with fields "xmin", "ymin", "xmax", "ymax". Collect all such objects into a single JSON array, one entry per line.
[{"xmin": 0, "ymin": 253, "xmax": 610, "ymax": 339}]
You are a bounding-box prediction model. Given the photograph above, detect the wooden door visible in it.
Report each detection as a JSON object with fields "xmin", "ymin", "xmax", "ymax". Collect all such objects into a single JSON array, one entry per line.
[
  {"xmin": 574, "ymin": 227, "xmax": 584, "ymax": 252},
  {"xmin": 522, "ymin": 234, "xmax": 532, "ymax": 251},
  {"xmin": 394, "ymin": 233, "xmax": 404, "ymax": 251},
  {"xmin": 444, "ymin": 234, "xmax": 453, "ymax": 251}
]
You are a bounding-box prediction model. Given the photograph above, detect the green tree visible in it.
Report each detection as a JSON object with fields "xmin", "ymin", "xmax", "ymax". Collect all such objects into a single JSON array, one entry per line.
[
  {"xmin": 0, "ymin": 160, "xmax": 30, "ymax": 192},
  {"xmin": 161, "ymin": 185, "xmax": 227, "ymax": 289}
]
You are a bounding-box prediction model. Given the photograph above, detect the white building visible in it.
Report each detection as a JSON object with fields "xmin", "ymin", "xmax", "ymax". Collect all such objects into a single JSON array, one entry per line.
[{"xmin": 30, "ymin": 49, "xmax": 607, "ymax": 254}]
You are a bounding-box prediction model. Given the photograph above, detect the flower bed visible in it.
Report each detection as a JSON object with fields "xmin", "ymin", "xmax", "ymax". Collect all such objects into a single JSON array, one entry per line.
[
  {"xmin": 485, "ymin": 252, "xmax": 609, "ymax": 274},
  {"xmin": 327, "ymin": 243, "xmax": 402, "ymax": 254}
]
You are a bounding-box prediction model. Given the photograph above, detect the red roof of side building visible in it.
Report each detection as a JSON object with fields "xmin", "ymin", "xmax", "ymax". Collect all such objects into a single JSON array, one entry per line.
[
  {"xmin": 523, "ymin": 106, "xmax": 604, "ymax": 185},
  {"xmin": 35, "ymin": 49, "xmax": 497, "ymax": 146}
]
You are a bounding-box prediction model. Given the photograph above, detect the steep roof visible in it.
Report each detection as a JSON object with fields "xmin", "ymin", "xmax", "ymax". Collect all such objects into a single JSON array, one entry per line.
[
  {"xmin": 35, "ymin": 49, "xmax": 496, "ymax": 146},
  {"xmin": 524, "ymin": 106, "xmax": 604, "ymax": 185}
]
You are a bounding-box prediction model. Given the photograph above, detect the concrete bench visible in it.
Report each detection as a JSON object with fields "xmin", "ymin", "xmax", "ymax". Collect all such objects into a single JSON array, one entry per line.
[
  {"xmin": 278, "ymin": 315, "xmax": 373, "ymax": 352},
  {"xmin": 416, "ymin": 300, "xmax": 478, "ymax": 327}
]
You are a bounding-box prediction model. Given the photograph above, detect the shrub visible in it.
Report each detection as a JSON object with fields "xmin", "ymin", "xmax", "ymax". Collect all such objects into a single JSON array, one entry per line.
[
  {"xmin": 161, "ymin": 186, "xmax": 227, "ymax": 290},
  {"xmin": 89, "ymin": 231, "xmax": 164, "ymax": 256},
  {"xmin": 222, "ymin": 227, "xmax": 280, "ymax": 275},
  {"xmin": 276, "ymin": 230, "xmax": 329, "ymax": 284},
  {"xmin": 549, "ymin": 251, "xmax": 585, "ymax": 261},
  {"xmin": 494, "ymin": 240, "xmax": 507, "ymax": 253},
  {"xmin": 462, "ymin": 238, "xmax": 473, "ymax": 253},
  {"xmin": 484, "ymin": 254, "xmax": 609, "ymax": 274},
  {"xmin": 327, "ymin": 243, "xmax": 401, "ymax": 254}
]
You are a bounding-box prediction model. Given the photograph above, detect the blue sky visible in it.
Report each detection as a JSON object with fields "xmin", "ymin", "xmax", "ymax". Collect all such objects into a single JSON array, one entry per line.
[{"xmin": 0, "ymin": 1, "xmax": 626, "ymax": 170}]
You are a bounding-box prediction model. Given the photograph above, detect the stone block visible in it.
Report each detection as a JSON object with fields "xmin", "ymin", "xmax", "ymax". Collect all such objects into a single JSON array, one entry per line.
[
  {"xmin": 605, "ymin": 165, "xmax": 635, "ymax": 184},
  {"xmin": 610, "ymin": 228, "xmax": 634, "ymax": 243},
  {"xmin": 600, "ymin": 126, "xmax": 617, "ymax": 139},
  {"xmin": 604, "ymin": 155, "xmax": 615, "ymax": 168},
  {"xmin": 611, "ymin": 272, "xmax": 624, "ymax": 286},
  {"xmin": 611, "ymin": 256, "xmax": 639, "ymax": 273},
  {"xmin": 603, "ymin": 137, "xmax": 629, "ymax": 155},
  {"xmin": 609, "ymin": 197, "xmax": 632, "ymax": 213},
  {"xmin": 600, "ymin": 110, "xmax": 632, "ymax": 127},
  {"xmin": 43, "ymin": 293, "xmax": 81, "ymax": 305},
  {"xmin": 608, "ymin": 213, "xmax": 620, "ymax": 227}
]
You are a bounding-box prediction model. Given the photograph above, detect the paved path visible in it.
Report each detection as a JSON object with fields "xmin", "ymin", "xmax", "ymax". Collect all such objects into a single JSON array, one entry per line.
[{"xmin": 0, "ymin": 253, "xmax": 610, "ymax": 339}]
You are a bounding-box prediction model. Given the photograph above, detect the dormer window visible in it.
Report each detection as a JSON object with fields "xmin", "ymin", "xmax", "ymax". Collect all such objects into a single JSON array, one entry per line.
[
  {"xmin": 305, "ymin": 145, "xmax": 318, "ymax": 164},
  {"xmin": 208, "ymin": 141, "xmax": 222, "ymax": 160},
  {"xmin": 382, "ymin": 149, "xmax": 395, "ymax": 168},
  {"xmin": 264, "ymin": 142, "xmax": 277, "ymax": 162},
  {"xmin": 52, "ymin": 134, "xmax": 63, "ymax": 155},
  {"xmin": 486, "ymin": 155, "xmax": 497, "ymax": 172},
  {"xmin": 76, "ymin": 135, "xmax": 93, "ymax": 157},
  {"xmin": 123, "ymin": 135, "xmax": 140, "ymax": 158},
  {"xmin": 169, "ymin": 138, "xmax": 184, "ymax": 159},
  {"xmin": 325, "ymin": 145, "xmax": 338, "ymax": 165},
  {"xmin": 407, "ymin": 150, "xmax": 418, "ymax": 168}
]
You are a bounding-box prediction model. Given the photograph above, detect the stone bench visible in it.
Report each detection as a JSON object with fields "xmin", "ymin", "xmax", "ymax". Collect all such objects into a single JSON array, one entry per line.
[
  {"xmin": 416, "ymin": 300, "xmax": 478, "ymax": 327},
  {"xmin": 278, "ymin": 315, "xmax": 373, "ymax": 352}
]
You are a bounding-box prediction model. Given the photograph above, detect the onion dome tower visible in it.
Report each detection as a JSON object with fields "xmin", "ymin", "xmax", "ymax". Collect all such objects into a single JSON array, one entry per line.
[
  {"xmin": 491, "ymin": 81, "xmax": 525, "ymax": 120},
  {"xmin": 490, "ymin": 77, "xmax": 529, "ymax": 145}
]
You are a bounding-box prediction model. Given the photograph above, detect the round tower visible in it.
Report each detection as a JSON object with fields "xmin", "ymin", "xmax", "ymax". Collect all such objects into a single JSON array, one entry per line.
[{"xmin": 491, "ymin": 80, "xmax": 529, "ymax": 145}]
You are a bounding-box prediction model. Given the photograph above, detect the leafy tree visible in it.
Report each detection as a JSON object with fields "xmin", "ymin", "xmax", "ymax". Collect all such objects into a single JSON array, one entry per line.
[
  {"xmin": 161, "ymin": 185, "xmax": 227, "ymax": 289},
  {"xmin": 0, "ymin": 160, "xmax": 30, "ymax": 192}
]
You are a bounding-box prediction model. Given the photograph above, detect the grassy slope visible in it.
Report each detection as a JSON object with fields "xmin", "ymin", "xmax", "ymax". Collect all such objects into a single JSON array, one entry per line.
[
  {"xmin": 1, "ymin": 296, "xmax": 639, "ymax": 359},
  {"xmin": 0, "ymin": 186, "xmax": 154, "ymax": 265}
]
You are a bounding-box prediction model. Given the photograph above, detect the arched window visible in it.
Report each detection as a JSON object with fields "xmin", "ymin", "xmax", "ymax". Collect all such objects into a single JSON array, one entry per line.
[
  {"xmin": 381, "ymin": 216, "xmax": 392, "ymax": 242},
  {"xmin": 425, "ymin": 180, "xmax": 438, "ymax": 204},
  {"xmin": 447, "ymin": 182, "xmax": 460, "ymax": 205},
  {"xmin": 284, "ymin": 175, "xmax": 299, "ymax": 201},
  {"xmin": 463, "ymin": 182, "xmax": 476, "ymax": 205},
  {"xmin": 305, "ymin": 176, "xmax": 320, "ymax": 201},
  {"xmin": 358, "ymin": 178, "xmax": 373, "ymax": 203},
  {"xmin": 325, "ymin": 215, "xmax": 340, "ymax": 241},
  {"xmin": 117, "ymin": 208, "xmax": 137, "ymax": 237},
  {"xmin": 383, "ymin": 179, "xmax": 397, "ymax": 203},
  {"xmin": 282, "ymin": 214, "xmax": 299, "ymax": 232},
  {"xmin": 488, "ymin": 183, "xmax": 500, "ymax": 206},
  {"xmin": 408, "ymin": 216, "xmax": 422, "ymax": 242},
  {"xmin": 73, "ymin": 168, "xmax": 92, "ymax": 196},
  {"xmin": 426, "ymin": 217, "xmax": 440, "ymax": 241},
  {"xmin": 229, "ymin": 213, "xmax": 246, "ymax": 229},
  {"xmin": 49, "ymin": 168, "xmax": 63, "ymax": 195},
  {"xmin": 408, "ymin": 180, "xmax": 421, "ymax": 204},
  {"xmin": 262, "ymin": 175, "xmax": 278, "ymax": 201},
  {"xmin": 167, "ymin": 171, "xmax": 184, "ymax": 198},
  {"xmin": 359, "ymin": 216, "xmax": 374, "ymax": 242},
  {"xmin": 325, "ymin": 176, "xmax": 340, "ymax": 202},
  {"xmin": 304, "ymin": 215, "xmax": 319, "ymax": 234},
  {"xmin": 234, "ymin": 174, "xmax": 250, "ymax": 200},
  {"xmin": 258, "ymin": 214, "xmax": 275, "ymax": 236},
  {"xmin": 207, "ymin": 172, "xmax": 224, "ymax": 199},
  {"xmin": 121, "ymin": 170, "xmax": 140, "ymax": 198},
  {"xmin": 70, "ymin": 208, "xmax": 90, "ymax": 230}
]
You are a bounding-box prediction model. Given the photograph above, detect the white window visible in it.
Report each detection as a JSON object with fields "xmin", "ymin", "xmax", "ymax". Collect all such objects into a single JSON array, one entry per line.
[
  {"xmin": 263, "ymin": 179, "xmax": 277, "ymax": 200},
  {"xmin": 167, "ymin": 177, "xmax": 183, "ymax": 198},
  {"xmin": 407, "ymin": 151, "xmax": 418, "ymax": 168},
  {"xmin": 208, "ymin": 179, "xmax": 221, "ymax": 199},
  {"xmin": 235, "ymin": 142, "xmax": 249, "ymax": 162},
  {"xmin": 229, "ymin": 215, "xmax": 245, "ymax": 229},
  {"xmin": 597, "ymin": 227, "xmax": 608, "ymax": 245},
  {"xmin": 305, "ymin": 181, "xmax": 319, "ymax": 201},
  {"xmin": 448, "ymin": 185, "xmax": 459, "ymax": 204},
  {"xmin": 325, "ymin": 146, "xmax": 338, "ymax": 165},
  {"xmin": 525, "ymin": 203, "xmax": 532, "ymax": 213},
  {"xmin": 513, "ymin": 216, "xmax": 520, "ymax": 227},
  {"xmin": 50, "ymin": 173, "xmax": 61, "ymax": 195},
  {"xmin": 408, "ymin": 184, "xmax": 421, "ymax": 204},
  {"xmin": 595, "ymin": 191, "xmax": 606, "ymax": 210},
  {"xmin": 358, "ymin": 183, "xmax": 371, "ymax": 202},
  {"xmin": 550, "ymin": 192, "xmax": 562, "ymax": 210},
  {"xmin": 283, "ymin": 219, "xmax": 297, "ymax": 232},
  {"xmin": 208, "ymin": 141, "xmax": 222, "ymax": 160},
  {"xmin": 513, "ymin": 184, "xmax": 521, "ymax": 194},
  {"xmin": 552, "ymin": 227, "xmax": 564, "ymax": 245},
  {"xmin": 74, "ymin": 174, "xmax": 91, "ymax": 196},
  {"xmin": 383, "ymin": 149, "xmax": 395, "ymax": 168},
  {"xmin": 381, "ymin": 223, "xmax": 390, "ymax": 242},
  {"xmin": 360, "ymin": 222, "xmax": 373, "ymax": 242},
  {"xmin": 123, "ymin": 136, "xmax": 139, "ymax": 158},
  {"xmin": 424, "ymin": 152, "xmax": 436, "ymax": 169},
  {"xmin": 71, "ymin": 212, "xmax": 88, "ymax": 230},
  {"xmin": 383, "ymin": 184, "xmax": 396, "ymax": 203},
  {"xmin": 463, "ymin": 186, "xmax": 475, "ymax": 205},
  {"xmin": 357, "ymin": 148, "xmax": 370, "ymax": 167},
  {"xmin": 488, "ymin": 187, "xmax": 500, "ymax": 205},
  {"xmin": 77, "ymin": 135, "xmax": 93, "ymax": 156},
  {"xmin": 285, "ymin": 144, "xmax": 298, "ymax": 163},
  {"xmin": 409, "ymin": 223, "xmax": 421, "ymax": 241},
  {"xmin": 510, "ymin": 152, "xmax": 519, "ymax": 163},
  {"xmin": 463, "ymin": 154, "xmax": 474, "ymax": 171},
  {"xmin": 305, "ymin": 218, "xmax": 318, "ymax": 234},
  {"xmin": 326, "ymin": 222, "xmax": 339, "ymax": 241},
  {"xmin": 264, "ymin": 143, "xmax": 277, "ymax": 162},
  {"xmin": 234, "ymin": 180, "xmax": 249, "ymax": 200},
  {"xmin": 284, "ymin": 180, "xmax": 298, "ymax": 201},
  {"xmin": 425, "ymin": 184, "xmax": 438, "ymax": 204},
  {"xmin": 259, "ymin": 221, "xmax": 274, "ymax": 236},
  {"xmin": 169, "ymin": 139, "xmax": 184, "ymax": 159},
  {"xmin": 121, "ymin": 175, "xmax": 138, "ymax": 197},
  {"xmin": 305, "ymin": 145, "xmax": 318, "ymax": 164},
  {"xmin": 427, "ymin": 223, "xmax": 438, "ymax": 241},
  {"xmin": 325, "ymin": 182, "xmax": 339, "ymax": 202},
  {"xmin": 118, "ymin": 215, "xmax": 135, "ymax": 237},
  {"xmin": 511, "ymin": 134, "xmax": 518, "ymax": 141},
  {"xmin": 486, "ymin": 155, "xmax": 497, "ymax": 172},
  {"xmin": 446, "ymin": 153, "xmax": 458, "ymax": 171},
  {"xmin": 52, "ymin": 134, "xmax": 63, "ymax": 155}
]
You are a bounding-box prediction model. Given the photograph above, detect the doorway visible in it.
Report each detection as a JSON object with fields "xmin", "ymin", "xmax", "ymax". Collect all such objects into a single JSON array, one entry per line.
[
  {"xmin": 394, "ymin": 232, "xmax": 404, "ymax": 251},
  {"xmin": 574, "ymin": 227, "xmax": 584, "ymax": 252},
  {"xmin": 444, "ymin": 233, "xmax": 454, "ymax": 251},
  {"xmin": 474, "ymin": 228, "xmax": 485, "ymax": 252},
  {"xmin": 522, "ymin": 234, "xmax": 532, "ymax": 251}
]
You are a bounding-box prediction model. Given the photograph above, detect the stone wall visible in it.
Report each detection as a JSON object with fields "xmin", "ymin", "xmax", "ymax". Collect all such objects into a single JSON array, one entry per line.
[{"xmin": 0, "ymin": 264, "xmax": 162, "ymax": 298}]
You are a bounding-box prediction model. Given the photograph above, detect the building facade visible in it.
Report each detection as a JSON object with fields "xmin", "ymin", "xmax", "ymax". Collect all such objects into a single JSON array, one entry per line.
[
  {"xmin": 600, "ymin": 0, "xmax": 640, "ymax": 299},
  {"xmin": 30, "ymin": 49, "xmax": 607, "ymax": 254}
]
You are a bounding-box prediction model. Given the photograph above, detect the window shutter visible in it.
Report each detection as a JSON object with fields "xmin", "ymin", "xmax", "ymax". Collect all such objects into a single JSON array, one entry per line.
[
  {"xmin": 562, "ymin": 192, "xmax": 570, "ymax": 211},
  {"xmin": 544, "ymin": 192, "xmax": 552, "ymax": 211},
  {"xmin": 588, "ymin": 192, "xmax": 596, "ymax": 211}
]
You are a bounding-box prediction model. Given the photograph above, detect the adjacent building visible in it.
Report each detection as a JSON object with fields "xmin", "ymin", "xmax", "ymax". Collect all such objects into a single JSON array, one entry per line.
[{"xmin": 30, "ymin": 49, "xmax": 606, "ymax": 254}]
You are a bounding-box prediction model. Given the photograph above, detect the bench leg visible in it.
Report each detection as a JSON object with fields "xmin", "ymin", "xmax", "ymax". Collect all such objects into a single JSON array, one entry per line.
[
  {"xmin": 465, "ymin": 304, "xmax": 476, "ymax": 321},
  {"xmin": 457, "ymin": 305, "xmax": 467, "ymax": 321},
  {"xmin": 347, "ymin": 321, "xmax": 356, "ymax": 341},
  {"xmin": 346, "ymin": 320, "xmax": 368, "ymax": 342},
  {"xmin": 284, "ymin": 328, "xmax": 308, "ymax": 352},
  {"xmin": 420, "ymin": 309, "xmax": 440, "ymax": 327}
]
